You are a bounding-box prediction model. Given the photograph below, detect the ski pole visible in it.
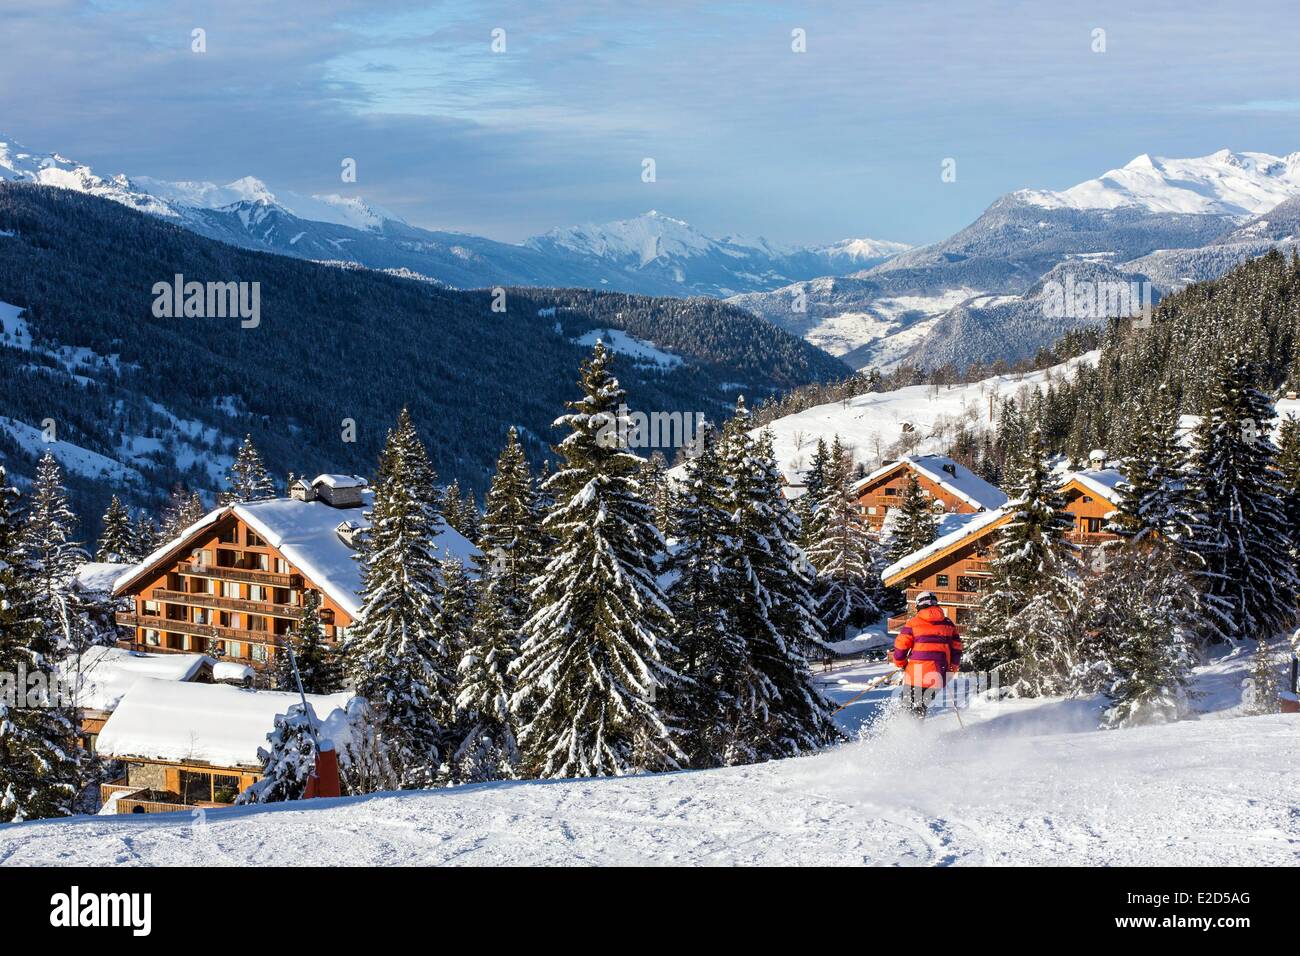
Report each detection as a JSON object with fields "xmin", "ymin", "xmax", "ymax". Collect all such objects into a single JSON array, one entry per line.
[{"xmin": 832, "ymin": 670, "xmax": 900, "ymax": 714}]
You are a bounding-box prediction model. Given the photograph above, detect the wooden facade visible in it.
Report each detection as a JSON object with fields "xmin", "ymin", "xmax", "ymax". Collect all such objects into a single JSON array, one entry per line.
[
  {"xmin": 883, "ymin": 471, "xmax": 1125, "ymax": 633},
  {"xmin": 101, "ymin": 759, "xmax": 260, "ymax": 815},
  {"xmin": 853, "ymin": 458, "xmax": 1002, "ymax": 531},
  {"xmin": 113, "ymin": 511, "xmax": 352, "ymax": 675}
]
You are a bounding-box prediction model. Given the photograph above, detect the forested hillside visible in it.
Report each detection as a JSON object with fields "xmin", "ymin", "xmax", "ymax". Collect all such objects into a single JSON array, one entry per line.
[{"xmin": 0, "ymin": 185, "xmax": 844, "ymax": 527}]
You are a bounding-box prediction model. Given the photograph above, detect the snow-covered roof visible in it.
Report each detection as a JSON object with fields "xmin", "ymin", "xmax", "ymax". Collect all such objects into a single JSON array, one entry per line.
[
  {"xmin": 854, "ymin": 455, "xmax": 1008, "ymax": 512},
  {"xmin": 115, "ymin": 492, "xmax": 479, "ymax": 620},
  {"xmin": 1063, "ymin": 467, "xmax": 1126, "ymax": 502},
  {"xmin": 881, "ymin": 508, "xmax": 1007, "ymax": 583},
  {"xmin": 59, "ymin": 646, "xmax": 213, "ymax": 713},
  {"xmin": 311, "ymin": 474, "xmax": 367, "ymax": 490},
  {"xmin": 75, "ymin": 561, "xmax": 136, "ymax": 594},
  {"xmin": 95, "ymin": 678, "xmax": 357, "ymax": 768}
]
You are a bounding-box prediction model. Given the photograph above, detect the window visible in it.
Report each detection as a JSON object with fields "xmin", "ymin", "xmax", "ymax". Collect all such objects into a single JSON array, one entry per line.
[
  {"xmin": 956, "ymin": 576, "xmax": 981, "ymax": 593},
  {"xmin": 218, "ymin": 525, "xmax": 238, "ymax": 544},
  {"xmin": 935, "ymin": 574, "xmax": 949, "ymax": 588},
  {"xmin": 867, "ymin": 506, "xmax": 877, "ymax": 515},
  {"xmin": 252, "ymin": 644, "xmax": 269, "ymax": 663},
  {"xmin": 144, "ymin": 629, "xmax": 161, "ymax": 646},
  {"xmin": 249, "ymin": 585, "xmax": 267, "ymax": 602},
  {"xmin": 142, "ymin": 600, "xmax": 160, "ymax": 616},
  {"xmin": 884, "ymin": 487, "xmax": 897, "ymax": 496},
  {"xmin": 222, "ymin": 581, "xmax": 240, "ymax": 598},
  {"xmin": 211, "ymin": 775, "xmax": 241, "ymax": 804},
  {"xmin": 252, "ymin": 553, "xmax": 269, "ymax": 571},
  {"xmin": 247, "ymin": 530, "xmax": 265, "ymax": 548},
  {"xmin": 955, "ymin": 607, "xmax": 973, "ymax": 625},
  {"xmin": 228, "ymin": 642, "xmax": 242, "ymax": 659},
  {"xmin": 1084, "ymin": 517, "xmax": 1103, "ymax": 534},
  {"xmin": 274, "ymin": 558, "xmax": 289, "ymax": 574},
  {"xmin": 334, "ymin": 626, "xmax": 350, "ymax": 644}
]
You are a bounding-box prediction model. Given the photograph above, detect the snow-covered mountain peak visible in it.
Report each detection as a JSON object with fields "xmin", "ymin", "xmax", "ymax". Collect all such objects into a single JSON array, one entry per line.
[
  {"xmin": 0, "ymin": 134, "xmax": 178, "ymax": 218},
  {"xmin": 1016, "ymin": 148, "xmax": 1300, "ymax": 217}
]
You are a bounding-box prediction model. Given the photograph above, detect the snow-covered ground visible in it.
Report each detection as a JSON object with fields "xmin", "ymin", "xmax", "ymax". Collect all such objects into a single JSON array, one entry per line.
[{"xmin": 2, "ymin": 648, "xmax": 1294, "ymax": 867}]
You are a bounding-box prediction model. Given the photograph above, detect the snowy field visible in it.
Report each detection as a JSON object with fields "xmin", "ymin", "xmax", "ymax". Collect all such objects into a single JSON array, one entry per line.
[{"xmin": 1, "ymin": 649, "xmax": 1295, "ymax": 867}]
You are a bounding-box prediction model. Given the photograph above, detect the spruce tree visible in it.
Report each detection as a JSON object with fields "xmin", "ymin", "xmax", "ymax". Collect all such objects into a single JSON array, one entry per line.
[
  {"xmin": 1090, "ymin": 542, "xmax": 1200, "ymax": 727},
  {"xmin": 1107, "ymin": 394, "xmax": 1193, "ymax": 543},
  {"xmin": 220, "ymin": 434, "xmax": 276, "ymax": 504},
  {"xmin": 1184, "ymin": 355, "xmax": 1300, "ymax": 643},
  {"xmin": 716, "ymin": 413, "xmax": 840, "ymax": 761},
  {"xmin": 237, "ymin": 704, "xmax": 319, "ymax": 803},
  {"xmin": 640, "ymin": 452, "xmax": 675, "ymax": 539},
  {"xmin": 473, "ymin": 427, "xmax": 543, "ymax": 627},
  {"xmin": 888, "ymin": 473, "xmax": 940, "ymax": 563},
  {"xmin": 805, "ymin": 436, "xmax": 879, "ymax": 641},
  {"xmin": 95, "ymin": 496, "xmax": 135, "ymax": 563},
  {"xmin": 132, "ymin": 513, "xmax": 159, "ymax": 558},
  {"xmin": 663, "ymin": 423, "xmax": 747, "ymax": 767},
  {"xmin": 453, "ymin": 583, "xmax": 520, "ymax": 782},
  {"xmin": 511, "ymin": 342, "xmax": 682, "ymax": 778},
  {"xmin": 965, "ymin": 428, "xmax": 1078, "ymax": 685},
  {"xmin": 1276, "ymin": 415, "xmax": 1300, "ymax": 564},
  {"xmin": 343, "ymin": 410, "xmax": 455, "ymax": 788},
  {"xmin": 0, "ymin": 465, "xmax": 83, "ymax": 822},
  {"xmin": 272, "ymin": 590, "xmax": 342, "ymax": 694},
  {"xmin": 16, "ymin": 453, "xmax": 90, "ymax": 653},
  {"xmin": 158, "ymin": 486, "xmax": 206, "ymax": 541}
]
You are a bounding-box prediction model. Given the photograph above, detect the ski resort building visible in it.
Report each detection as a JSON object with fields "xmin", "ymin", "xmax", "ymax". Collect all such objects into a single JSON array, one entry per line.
[
  {"xmin": 852, "ymin": 455, "xmax": 1008, "ymax": 531},
  {"xmin": 111, "ymin": 474, "xmax": 477, "ymax": 678},
  {"xmin": 881, "ymin": 462, "xmax": 1126, "ymax": 633},
  {"xmin": 96, "ymin": 678, "xmax": 355, "ymax": 814}
]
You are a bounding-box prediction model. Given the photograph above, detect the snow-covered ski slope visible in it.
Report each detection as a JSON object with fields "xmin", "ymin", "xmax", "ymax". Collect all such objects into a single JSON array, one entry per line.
[
  {"xmin": 2, "ymin": 651, "xmax": 1295, "ymax": 866},
  {"xmin": 758, "ymin": 352, "xmax": 1099, "ymax": 485}
]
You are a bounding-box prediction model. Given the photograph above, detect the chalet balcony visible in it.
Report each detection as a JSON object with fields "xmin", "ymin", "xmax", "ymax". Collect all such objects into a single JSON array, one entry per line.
[
  {"xmin": 100, "ymin": 781, "xmax": 225, "ymax": 815},
  {"xmin": 905, "ymin": 588, "xmax": 982, "ymax": 608},
  {"xmin": 177, "ymin": 560, "xmax": 299, "ymax": 589},
  {"xmin": 1069, "ymin": 531, "xmax": 1117, "ymax": 548},
  {"xmin": 150, "ymin": 587, "xmax": 304, "ymax": 622},
  {"xmin": 116, "ymin": 611, "xmax": 287, "ymax": 648}
]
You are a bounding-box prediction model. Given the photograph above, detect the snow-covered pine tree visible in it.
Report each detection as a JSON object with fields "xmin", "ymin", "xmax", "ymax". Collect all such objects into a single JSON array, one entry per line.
[
  {"xmin": 1107, "ymin": 392, "xmax": 1193, "ymax": 544},
  {"xmin": 95, "ymin": 496, "xmax": 135, "ymax": 563},
  {"xmin": 236, "ymin": 703, "xmax": 319, "ymax": 803},
  {"xmin": 641, "ymin": 451, "xmax": 675, "ymax": 538},
  {"xmin": 1089, "ymin": 541, "xmax": 1199, "ymax": 727},
  {"xmin": 511, "ymin": 342, "xmax": 682, "ymax": 778},
  {"xmin": 1276, "ymin": 415, "xmax": 1300, "ymax": 563},
  {"xmin": 794, "ymin": 438, "xmax": 830, "ymax": 543},
  {"xmin": 343, "ymin": 409, "xmax": 455, "ymax": 789},
  {"xmin": 472, "ymin": 426, "xmax": 543, "ymax": 627},
  {"xmin": 0, "ymin": 465, "xmax": 83, "ymax": 822},
  {"xmin": 964, "ymin": 428, "xmax": 1078, "ymax": 685},
  {"xmin": 887, "ymin": 473, "xmax": 939, "ymax": 564},
  {"xmin": 132, "ymin": 513, "xmax": 159, "ymax": 558},
  {"xmin": 453, "ymin": 583, "xmax": 520, "ymax": 782},
  {"xmin": 805, "ymin": 435, "xmax": 879, "ymax": 641},
  {"xmin": 1184, "ymin": 354, "xmax": 1300, "ymax": 644},
  {"xmin": 716, "ymin": 412, "xmax": 840, "ymax": 761},
  {"xmin": 158, "ymin": 486, "xmax": 206, "ymax": 541},
  {"xmin": 272, "ymin": 589, "xmax": 342, "ymax": 694},
  {"xmin": 663, "ymin": 423, "xmax": 748, "ymax": 767},
  {"xmin": 15, "ymin": 453, "xmax": 90, "ymax": 654},
  {"xmin": 220, "ymin": 434, "xmax": 276, "ymax": 504},
  {"xmin": 433, "ymin": 557, "xmax": 475, "ymax": 681},
  {"xmin": 1243, "ymin": 641, "xmax": 1283, "ymax": 715}
]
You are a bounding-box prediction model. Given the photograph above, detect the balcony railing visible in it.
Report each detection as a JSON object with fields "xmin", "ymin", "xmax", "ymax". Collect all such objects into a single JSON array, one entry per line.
[
  {"xmin": 116, "ymin": 611, "xmax": 287, "ymax": 648},
  {"xmin": 1069, "ymin": 531, "xmax": 1116, "ymax": 547},
  {"xmin": 150, "ymin": 588, "xmax": 304, "ymax": 622},
  {"xmin": 904, "ymin": 588, "xmax": 981, "ymax": 607},
  {"xmin": 177, "ymin": 561, "xmax": 299, "ymax": 589}
]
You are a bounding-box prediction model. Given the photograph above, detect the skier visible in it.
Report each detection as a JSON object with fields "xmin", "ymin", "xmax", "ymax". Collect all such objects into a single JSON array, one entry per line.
[{"xmin": 892, "ymin": 592, "xmax": 962, "ymax": 718}]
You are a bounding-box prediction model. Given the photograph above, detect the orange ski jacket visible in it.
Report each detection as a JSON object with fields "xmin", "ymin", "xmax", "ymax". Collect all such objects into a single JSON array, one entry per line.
[{"xmin": 893, "ymin": 605, "xmax": 962, "ymax": 689}]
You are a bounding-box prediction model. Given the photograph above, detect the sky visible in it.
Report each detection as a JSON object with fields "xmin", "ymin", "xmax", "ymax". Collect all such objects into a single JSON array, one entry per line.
[{"xmin": 1, "ymin": 0, "xmax": 1298, "ymax": 247}]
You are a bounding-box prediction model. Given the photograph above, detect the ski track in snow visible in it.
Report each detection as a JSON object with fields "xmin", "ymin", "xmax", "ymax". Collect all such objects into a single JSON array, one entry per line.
[{"xmin": 3, "ymin": 665, "xmax": 1297, "ymax": 866}]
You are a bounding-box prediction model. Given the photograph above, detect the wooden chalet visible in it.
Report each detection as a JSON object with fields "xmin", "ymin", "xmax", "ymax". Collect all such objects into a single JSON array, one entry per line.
[
  {"xmin": 852, "ymin": 454, "xmax": 1008, "ymax": 531},
  {"xmin": 112, "ymin": 474, "xmax": 478, "ymax": 678},
  {"xmin": 96, "ymin": 679, "xmax": 355, "ymax": 814},
  {"xmin": 881, "ymin": 460, "xmax": 1127, "ymax": 633}
]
